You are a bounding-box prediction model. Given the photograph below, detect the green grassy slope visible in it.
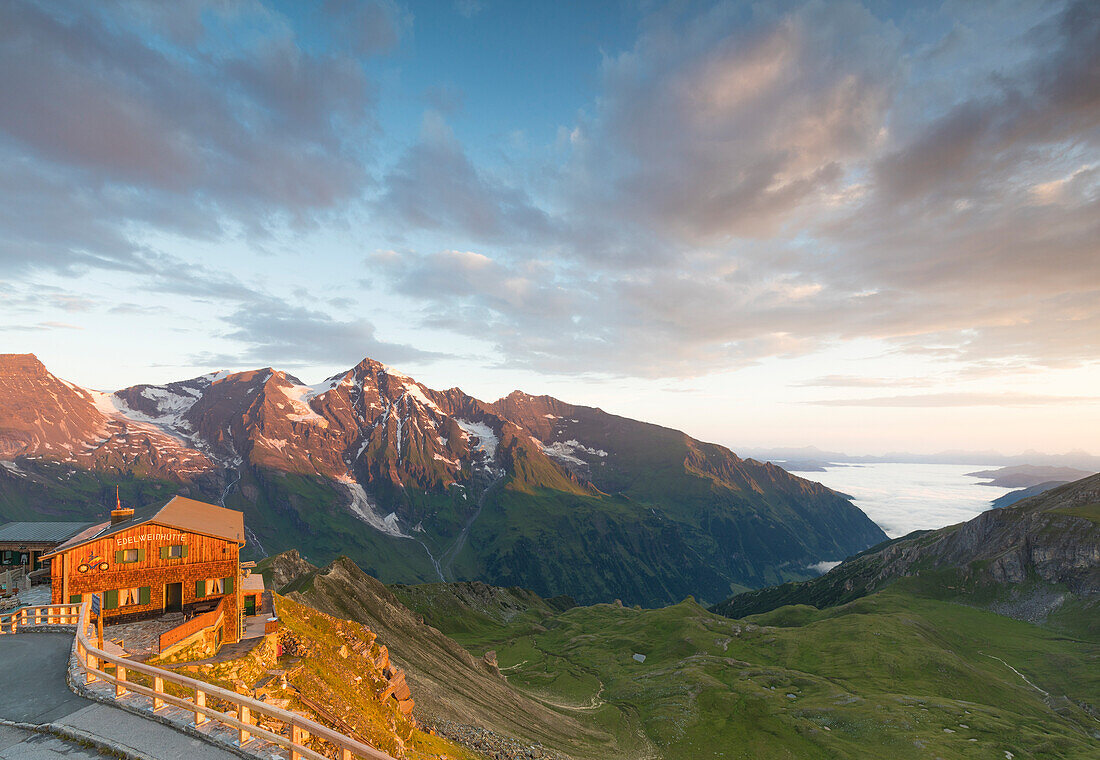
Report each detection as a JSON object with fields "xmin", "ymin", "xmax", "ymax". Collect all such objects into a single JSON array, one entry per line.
[
  {"xmin": 0, "ymin": 459, "xmax": 196, "ymax": 522},
  {"xmin": 421, "ymin": 585, "xmax": 1100, "ymax": 760},
  {"xmin": 274, "ymin": 555, "xmax": 628, "ymax": 760},
  {"xmin": 476, "ymin": 396, "xmax": 888, "ymax": 606}
]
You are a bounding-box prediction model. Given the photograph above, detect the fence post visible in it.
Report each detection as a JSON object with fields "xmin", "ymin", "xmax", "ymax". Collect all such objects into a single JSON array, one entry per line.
[
  {"xmin": 341, "ymin": 747, "xmax": 353, "ymax": 760},
  {"xmin": 85, "ymin": 650, "xmax": 97, "ymax": 683},
  {"xmin": 238, "ymin": 704, "xmax": 251, "ymax": 745},
  {"xmin": 34, "ymin": 607, "xmax": 40, "ymax": 626},
  {"xmin": 291, "ymin": 723, "xmax": 308, "ymax": 760},
  {"xmin": 116, "ymin": 666, "xmax": 128, "ymax": 697},
  {"xmin": 153, "ymin": 676, "xmax": 165, "ymax": 711},
  {"xmin": 192, "ymin": 689, "xmax": 206, "ymax": 726}
]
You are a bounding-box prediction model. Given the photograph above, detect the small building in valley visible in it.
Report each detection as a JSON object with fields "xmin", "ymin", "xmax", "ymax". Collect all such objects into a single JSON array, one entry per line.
[
  {"xmin": 44, "ymin": 495, "xmax": 245, "ymax": 643},
  {"xmin": 0, "ymin": 521, "xmax": 93, "ymax": 570}
]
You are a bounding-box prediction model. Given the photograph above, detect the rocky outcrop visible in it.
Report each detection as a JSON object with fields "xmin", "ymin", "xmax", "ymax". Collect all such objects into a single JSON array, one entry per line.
[{"xmin": 260, "ymin": 549, "xmax": 317, "ymax": 590}]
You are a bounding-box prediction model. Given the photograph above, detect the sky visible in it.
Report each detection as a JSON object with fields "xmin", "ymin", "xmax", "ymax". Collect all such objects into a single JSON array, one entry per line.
[{"xmin": 1, "ymin": 0, "xmax": 1098, "ymax": 456}]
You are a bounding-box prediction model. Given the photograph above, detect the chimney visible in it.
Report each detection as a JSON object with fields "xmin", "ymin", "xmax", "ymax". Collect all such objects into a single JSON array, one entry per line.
[{"xmin": 110, "ymin": 486, "xmax": 133, "ymax": 525}]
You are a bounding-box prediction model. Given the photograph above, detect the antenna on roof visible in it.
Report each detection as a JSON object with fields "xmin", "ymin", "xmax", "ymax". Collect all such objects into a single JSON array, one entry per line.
[{"xmin": 110, "ymin": 486, "xmax": 133, "ymax": 525}]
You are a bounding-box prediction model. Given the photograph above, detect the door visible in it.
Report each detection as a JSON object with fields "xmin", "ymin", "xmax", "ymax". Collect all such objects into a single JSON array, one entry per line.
[
  {"xmin": 244, "ymin": 595, "xmax": 256, "ymax": 616},
  {"xmin": 165, "ymin": 582, "xmax": 182, "ymax": 612}
]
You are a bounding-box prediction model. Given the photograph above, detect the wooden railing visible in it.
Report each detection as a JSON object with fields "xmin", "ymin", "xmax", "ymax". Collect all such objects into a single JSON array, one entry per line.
[
  {"xmin": 70, "ymin": 601, "xmax": 397, "ymax": 760},
  {"xmin": 0, "ymin": 603, "xmax": 81, "ymax": 633},
  {"xmin": 159, "ymin": 597, "xmax": 227, "ymax": 654}
]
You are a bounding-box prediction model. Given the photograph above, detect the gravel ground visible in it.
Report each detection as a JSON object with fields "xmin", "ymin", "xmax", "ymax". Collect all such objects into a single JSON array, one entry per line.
[{"xmin": 427, "ymin": 719, "xmax": 573, "ymax": 760}]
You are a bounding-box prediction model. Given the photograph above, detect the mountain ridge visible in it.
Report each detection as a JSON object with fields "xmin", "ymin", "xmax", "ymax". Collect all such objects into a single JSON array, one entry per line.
[{"xmin": 0, "ymin": 352, "xmax": 887, "ymax": 606}]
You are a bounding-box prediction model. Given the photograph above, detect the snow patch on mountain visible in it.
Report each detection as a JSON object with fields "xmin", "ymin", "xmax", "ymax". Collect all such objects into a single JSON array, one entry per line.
[
  {"xmin": 309, "ymin": 372, "xmax": 352, "ymax": 396},
  {"xmin": 281, "ymin": 383, "xmax": 328, "ymax": 426},
  {"xmin": 540, "ymin": 439, "xmax": 608, "ymax": 465},
  {"xmin": 87, "ymin": 390, "xmax": 120, "ymax": 417},
  {"xmin": 402, "ymin": 382, "xmax": 442, "ymax": 413},
  {"xmin": 338, "ymin": 477, "xmax": 409, "ymax": 537},
  {"xmin": 0, "ymin": 460, "xmax": 26, "ymax": 477},
  {"xmin": 455, "ymin": 419, "xmax": 498, "ymax": 461}
]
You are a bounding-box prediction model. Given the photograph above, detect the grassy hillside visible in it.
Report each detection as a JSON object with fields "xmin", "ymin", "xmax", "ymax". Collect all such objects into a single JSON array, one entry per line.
[
  {"xmin": 416, "ymin": 584, "xmax": 1100, "ymax": 760},
  {"xmin": 272, "ymin": 555, "xmax": 628, "ymax": 760},
  {"xmin": 0, "ymin": 458, "xmax": 195, "ymax": 522}
]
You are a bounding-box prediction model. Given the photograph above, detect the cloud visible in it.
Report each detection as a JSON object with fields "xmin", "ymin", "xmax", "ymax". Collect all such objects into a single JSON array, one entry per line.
[
  {"xmin": 569, "ymin": 0, "xmax": 900, "ymax": 243},
  {"xmin": 199, "ymin": 297, "xmax": 446, "ymax": 368},
  {"xmin": 809, "ymin": 392, "xmax": 1100, "ymax": 407},
  {"xmin": 324, "ymin": 0, "xmax": 410, "ymax": 55},
  {"xmin": 797, "ymin": 375, "xmax": 934, "ymax": 388},
  {"xmin": 454, "ymin": 0, "xmax": 485, "ymax": 19},
  {"xmin": 874, "ymin": 0, "xmax": 1100, "ymax": 205},
  {"xmin": 0, "ymin": 0, "xmax": 378, "ymax": 273},
  {"xmin": 374, "ymin": 112, "xmax": 555, "ymax": 243},
  {"xmin": 3, "ymin": 0, "xmax": 1097, "ymax": 385},
  {"xmin": 369, "ymin": 0, "xmax": 1099, "ymax": 379},
  {"xmin": 0, "ymin": 320, "xmax": 83, "ymax": 332}
]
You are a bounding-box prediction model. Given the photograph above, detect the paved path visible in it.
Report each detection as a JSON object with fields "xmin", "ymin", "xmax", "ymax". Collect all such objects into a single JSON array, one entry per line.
[
  {"xmin": 0, "ymin": 634, "xmax": 240, "ymax": 760},
  {"xmin": 0, "ymin": 724, "xmax": 110, "ymax": 759}
]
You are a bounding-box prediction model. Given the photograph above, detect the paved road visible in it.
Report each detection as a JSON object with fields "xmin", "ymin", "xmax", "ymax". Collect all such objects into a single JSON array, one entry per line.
[
  {"xmin": 0, "ymin": 724, "xmax": 110, "ymax": 759},
  {"xmin": 0, "ymin": 634, "xmax": 239, "ymax": 760},
  {"xmin": 0, "ymin": 634, "xmax": 89, "ymax": 724}
]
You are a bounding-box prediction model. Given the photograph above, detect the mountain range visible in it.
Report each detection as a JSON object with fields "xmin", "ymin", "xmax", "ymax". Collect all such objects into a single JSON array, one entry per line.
[{"xmin": 0, "ymin": 353, "xmax": 885, "ymax": 606}]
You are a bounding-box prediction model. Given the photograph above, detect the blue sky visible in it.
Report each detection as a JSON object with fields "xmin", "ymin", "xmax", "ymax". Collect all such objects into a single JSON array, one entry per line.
[{"xmin": 1, "ymin": 0, "xmax": 1098, "ymax": 455}]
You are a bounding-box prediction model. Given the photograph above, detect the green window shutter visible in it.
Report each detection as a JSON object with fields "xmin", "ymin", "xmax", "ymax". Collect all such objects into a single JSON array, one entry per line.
[
  {"xmin": 196, "ymin": 579, "xmax": 205, "ymax": 598},
  {"xmin": 180, "ymin": 545, "xmax": 188, "ymax": 558},
  {"xmin": 223, "ymin": 576, "xmax": 234, "ymax": 594},
  {"xmin": 159, "ymin": 546, "xmax": 169, "ymax": 560},
  {"xmin": 114, "ymin": 551, "xmax": 124, "ymax": 564},
  {"xmin": 139, "ymin": 586, "xmax": 150, "ymax": 605},
  {"xmin": 69, "ymin": 594, "xmax": 82, "ymax": 604},
  {"xmin": 104, "ymin": 589, "xmax": 118, "ymax": 610},
  {"xmin": 136, "ymin": 548, "xmax": 146, "ymax": 562}
]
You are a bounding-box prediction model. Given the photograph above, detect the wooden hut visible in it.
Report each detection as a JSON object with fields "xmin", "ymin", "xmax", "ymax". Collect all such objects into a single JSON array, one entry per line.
[{"xmin": 44, "ymin": 495, "xmax": 245, "ymax": 643}]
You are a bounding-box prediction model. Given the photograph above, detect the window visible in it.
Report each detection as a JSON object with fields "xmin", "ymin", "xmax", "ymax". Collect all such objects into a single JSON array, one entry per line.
[
  {"xmin": 208, "ymin": 577, "xmax": 224, "ymax": 594},
  {"xmin": 114, "ymin": 548, "xmax": 144, "ymax": 563},
  {"xmin": 160, "ymin": 544, "xmax": 187, "ymax": 559},
  {"xmin": 111, "ymin": 586, "xmax": 149, "ymax": 607}
]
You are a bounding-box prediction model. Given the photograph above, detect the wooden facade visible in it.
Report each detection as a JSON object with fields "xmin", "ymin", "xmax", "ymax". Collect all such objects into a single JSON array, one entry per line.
[{"xmin": 46, "ymin": 498, "xmax": 245, "ymax": 643}]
